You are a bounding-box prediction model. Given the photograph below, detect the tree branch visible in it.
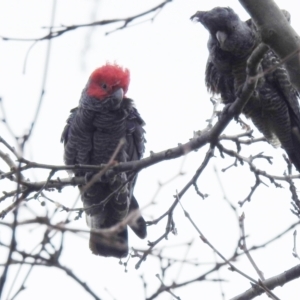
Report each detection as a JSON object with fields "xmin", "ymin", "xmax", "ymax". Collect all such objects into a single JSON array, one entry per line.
[
  {"xmin": 239, "ymin": 0, "xmax": 300, "ymax": 93},
  {"xmin": 0, "ymin": 0, "xmax": 173, "ymax": 42},
  {"xmin": 231, "ymin": 264, "xmax": 300, "ymax": 300}
]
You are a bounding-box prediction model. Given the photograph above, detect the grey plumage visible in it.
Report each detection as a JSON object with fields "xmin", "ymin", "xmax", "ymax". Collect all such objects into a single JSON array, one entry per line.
[
  {"xmin": 61, "ymin": 64, "xmax": 147, "ymax": 258},
  {"xmin": 192, "ymin": 7, "xmax": 300, "ymax": 171}
]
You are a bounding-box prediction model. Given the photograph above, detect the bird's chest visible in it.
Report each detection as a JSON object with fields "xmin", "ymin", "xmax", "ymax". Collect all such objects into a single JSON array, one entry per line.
[
  {"xmin": 94, "ymin": 112, "xmax": 126, "ymax": 134},
  {"xmin": 91, "ymin": 111, "xmax": 128, "ymax": 164},
  {"xmin": 210, "ymin": 42, "xmax": 234, "ymax": 74}
]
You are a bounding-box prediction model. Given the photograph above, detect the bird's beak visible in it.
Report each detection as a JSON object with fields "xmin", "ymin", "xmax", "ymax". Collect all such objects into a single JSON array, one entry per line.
[
  {"xmin": 190, "ymin": 11, "xmax": 206, "ymax": 23},
  {"xmin": 112, "ymin": 87, "xmax": 124, "ymax": 102},
  {"xmin": 109, "ymin": 87, "xmax": 124, "ymax": 110},
  {"xmin": 216, "ymin": 31, "xmax": 228, "ymax": 48}
]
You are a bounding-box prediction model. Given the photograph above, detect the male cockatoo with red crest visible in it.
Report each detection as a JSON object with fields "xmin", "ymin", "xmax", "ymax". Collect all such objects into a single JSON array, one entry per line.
[{"xmin": 61, "ymin": 63, "xmax": 147, "ymax": 258}]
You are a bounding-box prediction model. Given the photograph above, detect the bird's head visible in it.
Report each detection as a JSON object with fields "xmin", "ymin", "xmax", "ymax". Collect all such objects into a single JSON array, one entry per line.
[
  {"xmin": 191, "ymin": 7, "xmax": 240, "ymax": 35},
  {"xmin": 191, "ymin": 7, "xmax": 255, "ymax": 55},
  {"xmin": 86, "ymin": 63, "xmax": 130, "ymax": 109}
]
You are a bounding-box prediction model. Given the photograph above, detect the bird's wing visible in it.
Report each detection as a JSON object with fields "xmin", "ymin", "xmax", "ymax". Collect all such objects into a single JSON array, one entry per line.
[
  {"xmin": 61, "ymin": 107, "xmax": 78, "ymax": 146},
  {"xmin": 122, "ymin": 99, "xmax": 147, "ymax": 239},
  {"xmin": 262, "ymin": 50, "xmax": 300, "ymax": 127},
  {"xmin": 61, "ymin": 107, "xmax": 79, "ymax": 169},
  {"xmin": 61, "ymin": 106, "xmax": 95, "ymax": 169},
  {"xmin": 126, "ymin": 106, "xmax": 146, "ymax": 161},
  {"xmin": 205, "ymin": 58, "xmax": 236, "ymax": 104}
]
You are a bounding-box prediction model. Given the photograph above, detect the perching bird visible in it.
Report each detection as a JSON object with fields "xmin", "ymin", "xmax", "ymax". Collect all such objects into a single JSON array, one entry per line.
[
  {"xmin": 61, "ymin": 63, "xmax": 147, "ymax": 258},
  {"xmin": 191, "ymin": 7, "xmax": 300, "ymax": 172}
]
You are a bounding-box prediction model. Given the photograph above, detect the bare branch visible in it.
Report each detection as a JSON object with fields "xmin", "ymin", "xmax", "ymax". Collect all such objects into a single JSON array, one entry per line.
[
  {"xmin": 231, "ymin": 264, "xmax": 300, "ymax": 300},
  {"xmin": 0, "ymin": 0, "xmax": 173, "ymax": 42},
  {"xmin": 239, "ymin": 0, "xmax": 300, "ymax": 93}
]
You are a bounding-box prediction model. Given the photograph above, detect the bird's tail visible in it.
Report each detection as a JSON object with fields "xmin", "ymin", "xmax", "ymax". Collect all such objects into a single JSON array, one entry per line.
[
  {"xmin": 87, "ymin": 195, "xmax": 147, "ymax": 258},
  {"xmin": 128, "ymin": 195, "xmax": 147, "ymax": 239},
  {"xmin": 89, "ymin": 223, "xmax": 129, "ymax": 258},
  {"xmin": 82, "ymin": 180, "xmax": 146, "ymax": 258},
  {"xmin": 84, "ymin": 184, "xmax": 130, "ymax": 258},
  {"xmin": 86, "ymin": 199, "xmax": 128, "ymax": 258}
]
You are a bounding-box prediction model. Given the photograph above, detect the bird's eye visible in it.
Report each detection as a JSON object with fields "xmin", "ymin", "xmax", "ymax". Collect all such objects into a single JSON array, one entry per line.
[{"xmin": 101, "ymin": 83, "xmax": 108, "ymax": 90}]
